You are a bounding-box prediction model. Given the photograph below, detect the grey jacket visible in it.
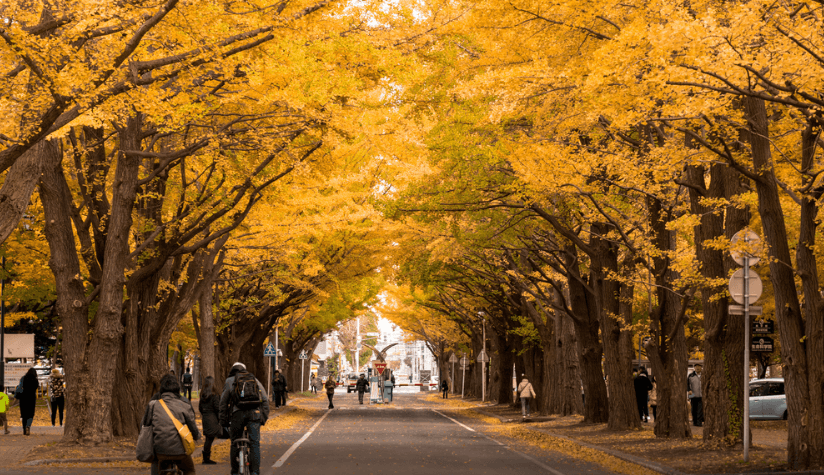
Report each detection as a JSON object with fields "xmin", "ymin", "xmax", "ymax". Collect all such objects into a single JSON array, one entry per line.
[
  {"xmin": 142, "ymin": 393, "xmax": 200, "ymax": 456},
  {"xmin": 688, "ymin": 372, "xmax": 702, "ymax": 398},
  {"xmin": 219, "ymin": 373, "xmax": 270, "ymax": 426}
]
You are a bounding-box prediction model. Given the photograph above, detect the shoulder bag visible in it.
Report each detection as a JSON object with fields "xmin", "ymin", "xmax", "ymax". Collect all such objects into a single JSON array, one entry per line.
[{"xmin": 158, "ymin": 399, "xmax": 196, "ymax": 456}]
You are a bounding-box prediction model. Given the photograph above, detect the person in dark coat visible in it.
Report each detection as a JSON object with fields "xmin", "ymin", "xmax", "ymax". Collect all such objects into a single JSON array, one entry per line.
[
  {"xmin": 324, "ymin": 378, "xmax": 337, "ymax": 409},
  {"xmin": 198, "ymin": 376, "xmax": 222, "ymax": 465},
  {"xmin": 18, "ymin": 368, "xmax": 39, "ymax": 435},
  {"xmin": 440, "ymin": 379, "xmax": 449, "ymax": 399},
  {"xmin": 271, "ymin": 370, "xmax": 287, "ymax": 409},
  {"xmin": 355, "ymin": 374, "xmax": 369, "ymax": 405},
  {"xmin": 142, "ymin": 374, "xmax": 200, "ymax": 475},
  {"xmin": 634, "ymin": 368, "xmax": 653, "ymax": 423}
]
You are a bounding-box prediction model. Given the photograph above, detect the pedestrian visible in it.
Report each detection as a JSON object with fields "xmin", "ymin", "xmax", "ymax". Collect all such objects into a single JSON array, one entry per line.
[
  {"xmin": 355, "ymin": 374, "xmax": 369, "ymax": 404},
  {"xmin": 17, "ymin": 367, "xmax": 39, "ymax": 436},
  {"xmin": 271, "ymin": 370, "xmax": 288, "ymax": 408},
  {"xmin": 517, "ymin": 375, "xmax": 536, "ymax": 418},
  {"xmin": 142, "ymin": 374, "xmax": 200, "ymax": 475},
  {"xmin": 649, "ymin": 377, "xmax": 658, "ymax": 421},
  {"xmin": 198, "ymin": 376, "xmax": 224, "ymax": 465},
  {"xmin": 310, "ymin": 374, "xmax": 318, "ymax": 394},
  {"xmin": 688, "ymin": 364, "xmax": 703, "ymax": 427},
  {"xmin": 219, "ymin": 363, "xmax": 269, "ymax": 475},
  {"xmin": 0, "ymin": 387, "xmax": 9, "ymax": 434},
  {"xmin": 439, "ymin": 379, "xmax": 449, "ymax": 399},
  {"xmin": 49, "ymin": 369, "xmax": 65, "ymax": 426},
  {"xmin": 634, "ymin": 368, "xmax": 653, "ymax": 423},
  {"xmin": 324, "ymin": 377, "xmax": 337, "ymax": 409},
  {"xmin": 181, "ymin": 366, "xmax": 194, "ymax": 400}
]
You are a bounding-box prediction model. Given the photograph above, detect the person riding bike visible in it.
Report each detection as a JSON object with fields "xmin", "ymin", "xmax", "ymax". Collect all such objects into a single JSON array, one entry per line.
[
  {"xmin": 142, "ymin": 374, "xmax": 201, "ymax": 475},
  {"xmin": 219, "ymin": 363, "xmax": 269, "ymax": 475}
]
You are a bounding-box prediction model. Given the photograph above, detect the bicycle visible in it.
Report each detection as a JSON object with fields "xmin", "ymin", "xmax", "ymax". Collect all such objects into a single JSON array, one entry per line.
[
  {"xmin": 158, "ymin": 459, "xmax": 183, "ymax": 475},
  {"xmin": 234, "ymin": 427, "xmax": 251, "ymax": 475}
]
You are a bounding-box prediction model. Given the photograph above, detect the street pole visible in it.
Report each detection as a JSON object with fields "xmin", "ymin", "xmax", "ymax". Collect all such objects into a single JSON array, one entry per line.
[
  {"xmin": 301, "ymin": 357, "xmax": 305, "ymax": 393},
  {"xmin": 275, "ymin": 327, "xmax": 279, "ymax": 371},
  {"xmin": 743, "ymin": 254, "xmax": 751, "ymax": 462},
  {"xmin": 268, "ymin": 355, "xmax": 271, "ymax": 397},
  {"xmin": 451, "ymin": 360, "xmax": 455, "ymax": 394},
  {"xmin": 461, "ymin": 359, "xmax": 465, "ymax": 398},
  {"xmin": 482, "ymin": 319, "xmax": 486, "ymax": 403}
]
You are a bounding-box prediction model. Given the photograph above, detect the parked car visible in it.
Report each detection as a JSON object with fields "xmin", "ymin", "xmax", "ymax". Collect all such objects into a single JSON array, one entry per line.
[{"xmin": 749, "ymin": 378, "xmax": 787, "ymax": 420}]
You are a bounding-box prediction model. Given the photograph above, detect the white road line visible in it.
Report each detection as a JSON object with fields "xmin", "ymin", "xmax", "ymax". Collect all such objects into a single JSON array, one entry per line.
[
  {"xmin": 432, "ymin": 409, "xmax": 476, "ymax": 432},
  {"xmin": 272, "ymin": 409, "xmax": 331, "ymax": 468},
  {"xmin": 432, "ymin": 409, "xmax": 566, "ymax": 475}
]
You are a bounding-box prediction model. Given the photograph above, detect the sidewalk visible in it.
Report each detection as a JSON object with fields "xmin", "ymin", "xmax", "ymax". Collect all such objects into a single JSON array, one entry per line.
[
  {"xmin": 471, "ymin": 405, "xmax": 811, "ymax": 475},
  {"xmin": 0, "ymin": 425, "xmax": 64, "ymax": 467}
]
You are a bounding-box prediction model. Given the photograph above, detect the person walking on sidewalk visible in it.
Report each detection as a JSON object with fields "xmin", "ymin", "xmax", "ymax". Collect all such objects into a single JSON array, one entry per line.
[
  {"xmin": 324, "ymin": 377, "xmax": 337, "ymax": 409},
  {"xmin": 271, "ymin": 370, "xmax": 288, "ymax": 408},
  {"xmin": 688, "ymin": 365, "xmax": 704, "ymax": 427},
  {"xmin": 142, "ymin": 374, "xmax": 201, "ymax": 475},
  {"xmin": 0, "ymin": 388, "xmax": 10, "ymax": 434},
  {"xmin": 310, "ymin": 374, "xmax": 318, "ymax": 394},
  {"xmin": 220, "ymin": 366, "xmax": 269, "ymax": 475},
  {"xmin": 18, "ymin": 368, "xmax": 39, "ymax": 436},
  {"xmin": 649, "ymin": 377, "xmax": 658, "ymax": 421},
  {"xmin": 517, "ymin": 375, "xmax": 536, "ymax": 418},
  {"xmin": 181, "ymin": 367, "xmax": 194, "ymax": 400},
  {"xmin": 198, "ymin": 376, "xmax": 223, "ymax": 465},
  {"xmin": 49, "ymin": 369, "xmax": 65, "ymax": 426},
  {"xmin": 634, "ymin": 368, "xmax": 653, "ymax": 422},
  {"xmin": 355, "ymin": 374, "xmax": 369, "ymax": 404},
  {"xmin": 440, "ymin": 379, "xmax": 449, "ymax": 399}
]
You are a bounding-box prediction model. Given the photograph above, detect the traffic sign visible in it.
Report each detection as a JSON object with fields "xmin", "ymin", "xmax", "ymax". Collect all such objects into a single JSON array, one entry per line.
[
  {"xmin": 449, "ymin": 354, "xmax": 458, "ymax": 363},
  {"xmin": 729, "ymin": 268, "xmax": 763, "ymax": 304},
  {"xmin": 374, "ymin": 362, "xmax": 387, "ymax": 375},
  {"xmin": 729, "ymin": 305, "xmax": 762, "ymax": 316},
  {"xmin": 731, "ymin": 230, "xmax": 762, "ymax": 266},
  {"xmin": 299, "ymin": 350, "xmax": 308, "ymax": 360},
  {"xmin": 476, "ymin": 350, "xmax": 489, "ymax": 363},
  {"xmin": 264, "ymin": 343, "xmax": 277, "ymax": 357},
  {"xmin": 751, "ymin": 336, "xmax": 774, "ymax": 352},
  {"xmin": 753, "ymin": 321, "xmax": 774, "ymax": 334}
]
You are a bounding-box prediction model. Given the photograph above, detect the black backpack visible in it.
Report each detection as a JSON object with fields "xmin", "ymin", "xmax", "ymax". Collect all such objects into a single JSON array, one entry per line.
[
  {"xmin": 232, "ymin": 372, "xmax": 262, "ymax": 409},
  {"xmin": 182, "ymin": 373, "xmax": 193, "ymax": 386}
]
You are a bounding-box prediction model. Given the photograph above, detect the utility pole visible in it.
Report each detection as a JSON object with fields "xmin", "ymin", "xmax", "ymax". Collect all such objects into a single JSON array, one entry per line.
[
  {"xmin": 482, "ymin": 317, "xmax": 486, "ymax": 403},
  {"xmin": 275, "ymin": 327, "xmax": 279, "ymax": 371}
]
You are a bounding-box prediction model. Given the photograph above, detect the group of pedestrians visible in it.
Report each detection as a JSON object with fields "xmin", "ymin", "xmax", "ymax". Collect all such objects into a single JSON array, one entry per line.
[
  {"xmin": 632, "ymin": 364, "xmax": 704, "ymax": 427},
  {"xmin": 141, "ymin": 361, "xmax": 269, "ymax": 475},
  {"xmin": 0, "ymin": 367, "xmax": 66, "ymax": 436}
]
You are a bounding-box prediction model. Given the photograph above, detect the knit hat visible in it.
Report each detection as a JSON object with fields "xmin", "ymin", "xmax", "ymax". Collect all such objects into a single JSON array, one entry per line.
[{"xmin": 232, "ymin": 362, "xmax": 246, "ymax": 371}]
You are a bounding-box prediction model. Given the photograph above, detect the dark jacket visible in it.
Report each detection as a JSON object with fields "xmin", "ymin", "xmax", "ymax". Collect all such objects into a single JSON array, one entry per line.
[
  {"xmin": 440, "ymin": 380, "xmax": 449, "ymax": 391},
  {"xmin": 324, "ymin": 378, "xmax": 337, "ymax": 395},
  {"xmin": 355, "ymin": 377, "xmax": 369, "ymax": 393},
  {"xmin": 199, "ymin": 393, "xmax": 222, "ymax": 438},
  {"xmin": 18, "ymin": 369, "xmax": 39, "ymax": 420},
  {"xmin": 142, "ymin": 392, "xmax": 201, "ymax": 456},
  {"xmin": 634, "ymin": 374, "xmax": 653, "ymax": 402},
  {"xmin": 272, "ymin": 373, "xmax": 287, "ymax": 392},
  {"xmin": 219, "ymin": 373, "xmax": 270, "ymax": 427}
]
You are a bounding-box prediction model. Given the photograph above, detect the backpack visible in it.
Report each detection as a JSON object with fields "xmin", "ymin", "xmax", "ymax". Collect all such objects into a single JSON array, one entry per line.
[
  {"xmin": 182, "ymin": 373, "xmax": 193, "ymax": 386},
  {"xmin": 231, "ymin": 372, "xmax": 262, "ymax": 409},
  {"xmin": 14, "ymin": 376, "xmax": 24, "ymax": 399}
]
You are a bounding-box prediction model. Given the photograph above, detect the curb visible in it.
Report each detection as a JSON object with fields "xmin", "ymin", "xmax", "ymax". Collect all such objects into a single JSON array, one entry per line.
[
  {"xmin": 24, "ymin": 406, "xmax": 296, "ymax": 466},
  {"xmin": 473, "ymin": 407, "xmax": 687, "ymax": 475}
]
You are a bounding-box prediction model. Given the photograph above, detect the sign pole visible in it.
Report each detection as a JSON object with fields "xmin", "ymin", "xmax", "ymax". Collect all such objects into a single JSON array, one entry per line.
[
  {"xmin": 482, "ymin": 320, "xmax": 486, "ymax": 403},
  {"xmin": 461, "ymin": 362, "xmax": 465, "ymax": 398},
  {"xmin": 301, "ymin": 357, "xmax": 305, "ymax": 393},
  {"xmin": 268, "ymin": 356, "xmax": 271, "ymax": 397},
  {"xmin": 451, "ymin": 360, "xmax": 455, "ymax": 394},
  {"xmin": 743, "ymin": 254, "xmax": 750, "ymax": 462}
]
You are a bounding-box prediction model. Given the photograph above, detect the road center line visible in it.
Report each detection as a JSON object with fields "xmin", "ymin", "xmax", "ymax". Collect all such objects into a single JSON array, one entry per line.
[
  {"xmin": 432, "ymin": 409, "xmax": 476, "ymax": 432},
  {"xmin": 273, "ymin": 409, "xmax": 331, "ymax": 468}
]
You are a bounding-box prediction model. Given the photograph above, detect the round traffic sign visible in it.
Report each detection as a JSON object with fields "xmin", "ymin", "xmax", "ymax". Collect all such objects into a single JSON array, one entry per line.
[
  {"xmin": 731, "ymin": 230, "xmax": 762, "ymax": 266},
  {"xmin": 729, "ymin": 268, "xmax": 763, "ymax": 304}
]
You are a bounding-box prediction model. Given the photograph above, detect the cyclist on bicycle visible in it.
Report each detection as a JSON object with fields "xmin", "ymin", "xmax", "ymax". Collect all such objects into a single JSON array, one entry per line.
[
  {"xmin": 219, "ymin": 363, "xmax": 269, "ymax": 475},
  {"xmin": 142, "ymin": 374, "xmax": 201, "ymax": 475}
]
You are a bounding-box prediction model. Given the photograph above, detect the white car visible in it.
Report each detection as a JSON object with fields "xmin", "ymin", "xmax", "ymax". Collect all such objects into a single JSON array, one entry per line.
[{"xmin": 749, "ymin": 378, "xmax": 787, "ymax": 420}]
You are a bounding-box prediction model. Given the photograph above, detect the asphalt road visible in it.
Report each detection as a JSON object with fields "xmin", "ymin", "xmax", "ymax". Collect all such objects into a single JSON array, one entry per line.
[{"xmin": 263, "ymin": 389, "xmax": 617, "ymax": 475}]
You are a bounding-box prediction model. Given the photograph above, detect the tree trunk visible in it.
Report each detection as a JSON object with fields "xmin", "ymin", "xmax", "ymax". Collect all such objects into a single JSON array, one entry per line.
[
  {"xmin": 0, "ymin": 140, "xmax": 50, "ymax": 246},
  {"xmin": 744, "ymin": 96, "xmax": 818, "ymax": 468},
  {"xmin": 557, "ymin": 307, "xmax": 583, "ymax": 415}
]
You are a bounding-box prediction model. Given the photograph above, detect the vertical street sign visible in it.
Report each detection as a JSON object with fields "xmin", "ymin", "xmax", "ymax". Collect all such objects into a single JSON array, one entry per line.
[
  {"xmin": 299, "ymin": 350, "xmax": 308, "ymax": 392},
  {"xmin": 729, "ymin": 229, "xmax": 762, "ymax": 464}
]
